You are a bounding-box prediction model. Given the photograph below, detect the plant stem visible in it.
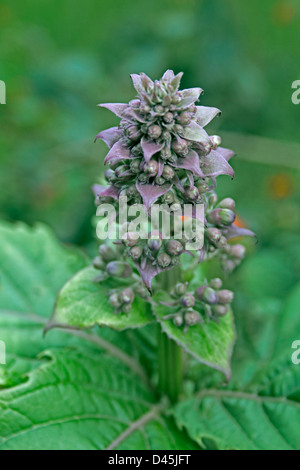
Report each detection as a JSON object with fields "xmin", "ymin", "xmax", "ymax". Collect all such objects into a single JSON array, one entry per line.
[{"xmin": 157, "ymin": 268, "xmax": 183, "ymax": 403}]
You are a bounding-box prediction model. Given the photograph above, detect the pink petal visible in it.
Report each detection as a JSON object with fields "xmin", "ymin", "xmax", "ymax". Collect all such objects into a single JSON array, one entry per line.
[
  {"xmin": 92, "ymin": 184, "xmax": 119, "ymax": 200},
  {"xmin": 98, "ymin": 103, "xmax": 128, "ymax": 118},
  {"xmin": 141, "ymin": 137, "xmax": 164, "ymax": 163},
  {"xmin": 174, "ymin": 150, "xmax": 204, "ymax": 178},
  {"xmin": 104, "ymin": 140, "xmax": 133, "ymax": 165},
  {"xmin": 94, "ymin": 127, "xmax": 122, "ymax": 148},
  {"xmin": 200, "ymin": 149, "xmax": 235, "ymax": 178}
]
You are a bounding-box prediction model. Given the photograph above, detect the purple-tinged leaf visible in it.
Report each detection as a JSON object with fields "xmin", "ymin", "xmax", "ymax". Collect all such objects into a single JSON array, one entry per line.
[
  {"xmin": 217, "ymin": 147, "xmax": 235, "ymax": 162},
  {"xmin": 157, "ymin": 159, "xmax": 164, "ymax": 178},
  {"xmin": 170, "ymin": 72, "xmax": 184, "ymax": 92},
  {"xmin": 177, "ymin": 88, "xmax": 203, "ymax": 109},
  {"xmin": 94, "ymin": 127, "xmax": 122, "ymax": 148},
  {"xmin": 162, "ymin": 70, "xmax": 175, "ymax": 82},
  {"xmin": 136, "ymin": 182, "xmax": 172, "ymax": 210},
  {"xmin": 104, "ymin": 140, "xmax": 133, "ymax": 165},
  {"xmin": 98, "ymin": 103, "xmax": 128, "ymax": 118},
  {"xmin": 200, "ymin": 149, "xmax": 235, "ymax": 178},
  {"xmin": 131, "ymin": 74, "xmax": 151, "ymax": 95},
  {"xmin": 141, "ymin": 137, "xmax": 164, "ymax": 163},
  {"xmin": 174, "ymin": 150, "xmax": 204, "ymax": 178},
  {"xmin": 135, "ymin": 260, "xmax": 172, "ymax": 292},
  {"xmin": 195, "ymin": 106, "xmax": 221, "ymax": 127},
  {"xmin": 224, "ymin": 225, "xmax": 256, "ymax": 240},
  {"xmin": 183, "ymin": 121, "xmax": 212, "ymax": 146},
  {"xmin": 92, "ymin": 184, "xmax": 119, "ymax": 200}
]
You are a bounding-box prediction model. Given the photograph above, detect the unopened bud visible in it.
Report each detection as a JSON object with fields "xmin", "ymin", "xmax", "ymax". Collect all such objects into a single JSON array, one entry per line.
[
  {"xmin": 196, "ymin": 180, "xmax": 210, "ymax": 193},
  {"xmin": 206, "ymin": 227, "xmax": 222, "ymax": 244},
  {"xmin": 122, "ymin": 232, "xmax": 139, "ymax": 247},
  {"xmin": 230, "ymin": 244, "xmax": 246, "ymax": 259},
  {"xmin": 207, "ymin": 208, "xmax": 236, "ymax": 227},
  {"xmin": 210, "ymin": 135, "xmax": 222, "ymax": 149},
  {"xmin": 166, "ymin": 240, "xmax": 184, "ymax": 256},
  {"xmin": 144, "ymin": 160, "xmax": 159, "ymax": 177},
  {"xmin": 217, "ymin": 290, "xmax": 234, "ymax": 305},
  {"xmin": 177, "ymin": 111, "xmax": 191, "ymax": 126},
  {"xmin": 218, "ymin": 198, "xmax": 236, "ymax": 211},
  {"xmin": 106, "ymin": 261, "xmax": 132, "ymax": 278},
  {"xmin": 155, "ymin": 176, "xmax": 166, "ymax": 185},
  {"xmin": 213, "ymin": 305, "xmax": 228, "ymax": 317},
  {"xmin": 119, "ymin": 288, "xmax": 134, "ymax": 305},
  {"xmin": 162, "ymin": 191, "xmax": 175, "ymax": 204},
  {"xmin": 173, "ymin": 314, "xmax": 184, "ymax": 327},
  {"xmin": 157, "ymin": 252, "xmax": 171, "ymax": 268},
  {"xmin": 162, "ymin": 165, "xmax": 175, "ymax": 181},
  {"xmin": 130, "ymin": 246, "xmax": 143, "ymax": 260},
  {"xmin": 105, "ymin": 169, "xmax": 116, "ymax": 182},
  {"xmin": 130, "ymin": 159, "xmax": 142, "ymax": 174},
  {"xmin": 181, "ymin": 293, "xmax": 195, "ymax": 308},
  {"xmin": 201, "ymin": 287, "xmax": 218, "ymax": 305},
  {"xmin": 148, "ymin": 125, "xmax": 162, "ymax": 140},
  {"xmin": 160, "ymin": 148, "xmax": 172, "ymax": 160},
  {"xmin": 210, "ymin": 278, "xmax": 223, "ymax": 289},
  {"xmin": 93, "ymin": 256, "xmax": 105, "ymax": 270},
  {"xmin": 185, "ymin": 311, "xmax": 202, "ymax": 326},
  {"xmin": 99, "ymin": 245, "xmax": 116, "ymax": 262},
  {"xmin": 109, "ymin": 293, "xmax": 121, "ymax": 308},
  {"xmin": 175, "ymin": 282, "xmax": 187, "ymax": 296},
  {"xmin": 163, "ymin": 112, "xmax": 174, "ymax": 124},
  {"xmin": 171, "ymin": 138, "xmax": 189, "ymax": 156},
  {"xmin": 184, "ymin": 186, "xmax": 200, "ymax": 201}
]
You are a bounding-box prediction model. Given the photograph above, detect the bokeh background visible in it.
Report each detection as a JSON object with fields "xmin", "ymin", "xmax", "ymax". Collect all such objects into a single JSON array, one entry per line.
[{"xmin": 0, "ymin": 0, "xmax": 300, "ymax": 368}]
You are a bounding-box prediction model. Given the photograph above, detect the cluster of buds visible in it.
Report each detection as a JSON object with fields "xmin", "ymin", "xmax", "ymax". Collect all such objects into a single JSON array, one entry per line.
[
  {"xmin": 93, "ymin": 70, "xmax": 254, "ymax": 323},
  {"xmin": 162, "ymin": 278, "xmax": 234, "ymax": 332}
]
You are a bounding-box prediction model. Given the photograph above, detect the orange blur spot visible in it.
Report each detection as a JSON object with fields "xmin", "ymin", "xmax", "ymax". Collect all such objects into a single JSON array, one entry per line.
[
  {"xmin": 272, "ymin": 1, "xmax": 298, "ymax": 25},
  {"xmin": 234, "ymin": 215, "xmax": 246, "ymax": 229},
  {"xmin": 269, "ymin": 173, "xmax": 293, "ymax": 199}
]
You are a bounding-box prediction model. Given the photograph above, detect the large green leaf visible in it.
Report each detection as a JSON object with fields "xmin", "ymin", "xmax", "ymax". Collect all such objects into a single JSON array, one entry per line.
[
  {"xmin": 0, "ymin": 348, "xmax": 199, "ymax": 450},
  {"xmin": 47, "ymin": 266, "xmax": 153, "ymax": 331},
  {"xmin": 172, "ymin": 389, "xmax": 300, "ymax": 450},
  {"xmin": 0, "ymin": 222, "xmax": 198, "ymax": 450},
  {"xmin": 153, "ymin": 291, "xmax": 235, "ymax": 380}
]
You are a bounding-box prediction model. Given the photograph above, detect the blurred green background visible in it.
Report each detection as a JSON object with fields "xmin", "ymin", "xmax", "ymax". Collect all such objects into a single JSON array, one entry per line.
[{"xmin": 0, "ymin": 0, "xmax": 300, "ymax": 355}]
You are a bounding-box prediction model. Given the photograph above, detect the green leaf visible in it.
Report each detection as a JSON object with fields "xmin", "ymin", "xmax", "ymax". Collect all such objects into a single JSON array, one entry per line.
[
  {"xmin": 0, "ymin": 222, "xmax": 198, "ymax": 450},
  {"xmin": 0, "ymin": 348, "xmax": 199, "ymax": 450},
  {"xmin": 153, "ymin": 291, "xmax": 236, "ymax": 380},
  {"xmin": 47, "ymin": 266, "xmax": 153, "ymax": 332},
  {"xmin": 172, "ymin": 389, "xmax": 300, "ymax": 450}
]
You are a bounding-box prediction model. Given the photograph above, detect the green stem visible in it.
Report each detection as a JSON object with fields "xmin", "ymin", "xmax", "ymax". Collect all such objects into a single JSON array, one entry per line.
[{"xmin": 157, "ymin": 268, "xmax": 184, "ymax": 404}]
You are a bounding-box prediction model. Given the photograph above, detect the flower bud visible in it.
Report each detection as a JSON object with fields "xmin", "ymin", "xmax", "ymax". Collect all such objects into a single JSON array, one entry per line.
[
  {"xmin": 122, "ymin": 232, "xmax": 139, "ymax": 247},
  {"xmin": 217, "ymin": 236, "xmax": 228, "ymax": 249},
  {"xmin": 185, "ymin": 311, "xmax": 202, "ymax": 326},
  {"xmin": 173, "ymin": 314, "xmax": 184, "ymax": 327},
  {"xmin": 155, "ymin": 105, "xmax": 164, "ymax": 114},
  {"xmin": 175, "ymin": 282, "xmax": 187, "ymax": 296},
  {"xmin": 162, "ymin": 191, "xmax": 175, "ymax": 204},
  {"xmin": 138, "ymin": 173, "xmax": 148, "ymax": 183},
  {"xmin": 210, "ymin": 278, "xmax": 223, "ymax": 289},
  {"xmin": 119, "ymin": 288, "xmax": 134, "ymax": 304},
  {"xmin": 122, "ymin": 303, "xmax": 132, "ymax": 314},
  {"xmin": 172, "ymin": 93, "xmax": 181, "ymax": 104},
  {"xmin": 163, "ymin": 112, "xmax": 174, "ymax": 123},
  {"xmin": 174, "ymin": 124, "xmax": 184, "ymax": 135},
  {"xmin": 181, "ymin": 293, "xmax": 195, "ymax": 308},
  {"xmin": 184, "ymin": 186, "xmax": 200, "ymax": 201},
  {"xmin": 208, "ymin": 192, "xmax": 218, "ymax": 206},
  {"xmin": 155, "ymin": 176, "xmax": 166, "ymax": 185},
  {"xmin": 99, "ymin": 245, "xmax": 116, "ymax": 262},
  {"xmin": 162, "ymin": 130, "xmax": 171, "ymax": 141},
  {"xmin": 109, "ymin": 293, "xmax": 121, "ymax": 308},
  {"xmin": 166, "ymin": 240, "xmax": 184, "ymax": 256},
  {"xmin": 148, "ymin": 233, "xmax": 162, "ymax": 251},
  {"xmin": 148, "ymin": 125, "xmax": 162, "ymax": 140},
  {"xmin": 217, "ymin": 289, "xmax": 234, "ymax": 305},
  {"xmin": 130, "ymin": 159, "xmax": 142, "ymax": 174},
  {"xmin": 130, "ymin": 245, "xmax": 143, "ymax": 260},
  {"xmin": 222, "ymin": 260, "xmax": 236, "ymax": 272},
  {"xmin": 115, "ymin": 164, "xmax": 131, "ymax": 180},
  {"xmin": 157, "ymin": 252, "xmax": 171, "ymax": 268},
  {"xmin": 144, "ymin": 160, "xmax": 159, "ymax": 177},
  {"xmin": 206, "ymin": 227, "xmax": 222, "ymax": 244},
  {"xmin": 135, "ymin": 283, "xmax": 149, "ymax": 299},
  {"xmin": 200, "ymin": 287, "xmax": 218, "ymax": 305},
  {"xmin": 162, "ymin": 165, "xmax": 175, "ymax": 181},
  {"xmin": 106, "ymin": 261, "xmax": 133, "ymax": 278},
  {"xmin": 105, "ymin": 169, "xmax": 116, "ymax": 183},
  {"xmin": 126, "ymin": 184, "xmax": 139, "ymax": 199},
  {"xmin": 160, "ymin": 148, "xmax": 172, "ymax": 160},
  {"xmin": 126, "ymin": 124, "xmax": 141, "ymax": 141},
  {"xmin": 207, "ymin": 208, "xmax": 236, "ymax": 227},
  {"xmin": 140, "ymin": 103, "xmax": 150, "ymax": 114},
  {"xmin": 230, "ymin": 244, "xmax": 246, "ymax": 259},
  {"xmin": 210, "ymin": 135, "xmax": 222, "ymax": 149},
  {"xmin": 218, "ymin": 198, "xmax": 236, "ymax": 211},
  {"xmin": 196, "ymin": 180, "xmax": 210, "ymax": 193},
  {"xmin": 177, "ymin": 111, "xmax": 191, "ymax": 126},
  {"xmin": 212, "ymin": 305, "xmax": 228, "ymax": 317},
  {"xmin": 171, "ymin": 138, "xmax": 189, "ymax": 156},
  {"xmin": 93, "ymin": 256, "xmax": 105, "ymax": 270}
]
